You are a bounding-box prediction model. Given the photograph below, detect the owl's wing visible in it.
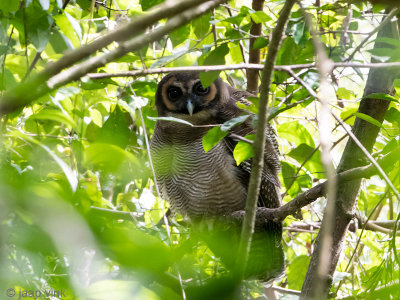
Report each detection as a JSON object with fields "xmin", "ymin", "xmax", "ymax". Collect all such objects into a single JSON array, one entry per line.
[
  {"xmin": 218, "ymin": 90, "xmax": 281, "ymax": 209},
  {"xmin": 220, "ymin": 96, "xmax": 285, "ymax": 281}
]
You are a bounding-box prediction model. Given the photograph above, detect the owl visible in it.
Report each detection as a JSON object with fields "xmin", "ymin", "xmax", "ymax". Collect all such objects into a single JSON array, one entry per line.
[{"xmin": 150, "ymin": 72, "xmax": 284, "ymax": 280}]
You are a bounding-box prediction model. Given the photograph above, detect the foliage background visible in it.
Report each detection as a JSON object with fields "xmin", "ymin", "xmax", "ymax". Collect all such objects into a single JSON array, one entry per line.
[{"xmin": 0, "ymin": 0, "xmax": 399, "ymax": 299}]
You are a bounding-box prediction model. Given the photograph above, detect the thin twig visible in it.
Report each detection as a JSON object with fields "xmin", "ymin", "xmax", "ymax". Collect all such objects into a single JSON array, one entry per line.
[{"xmin": 86, "ymin": 61, "xmax": 400, "ymax": 78}]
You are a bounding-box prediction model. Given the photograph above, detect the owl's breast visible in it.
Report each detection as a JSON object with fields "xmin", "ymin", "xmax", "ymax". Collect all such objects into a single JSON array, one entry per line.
[{"xmin": 150, "ymin": 132, "xmax": 247, "ymax": 217}]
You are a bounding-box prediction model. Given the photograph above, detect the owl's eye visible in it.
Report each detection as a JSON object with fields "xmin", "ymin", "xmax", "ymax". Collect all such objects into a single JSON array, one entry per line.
[
  {"xmin": 193, "ymin": 82, "xmax": 210, "ymax": 96},
  {"xmin": 167, "ymin": 86, "xmax": 183, "ymax": 101}
]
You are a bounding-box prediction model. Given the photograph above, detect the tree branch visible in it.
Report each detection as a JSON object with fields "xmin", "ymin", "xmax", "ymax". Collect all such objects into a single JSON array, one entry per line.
[
  {"xmin": 46, "ymin": 0, "xmax": 226, "ymax": 91},
  {"xmin": 235, "ymin": 0, "xmax": 295, "ymax": 278},
  {"xmin": 302, "ymin": 10, "xmax": 400, "ymax": 298},
  {"xmin": 0, "ymin": 0, "xmax": 223, "ymax": 115},
  {"xmin": 231, "ymin": 145, "xmax": 400, "ymax": 223},
  {"xmin": 246, "ymin": 0, "xmax": 264, "ymax": 94},
  {"xmin": 86, "ymin": 61, "xmax": 400, "ymax": 78}
]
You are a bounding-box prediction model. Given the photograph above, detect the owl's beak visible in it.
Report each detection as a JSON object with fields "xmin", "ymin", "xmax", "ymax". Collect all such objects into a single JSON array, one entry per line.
[{"xmin": 187, "ymin": 100, "xmax": 194, "ymax": 116}]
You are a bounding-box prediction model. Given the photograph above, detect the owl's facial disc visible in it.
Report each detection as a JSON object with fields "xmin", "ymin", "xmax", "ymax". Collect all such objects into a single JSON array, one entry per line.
[{"xmin": 162, "ymin": 79, "xmax": 217, "ymax": 116}]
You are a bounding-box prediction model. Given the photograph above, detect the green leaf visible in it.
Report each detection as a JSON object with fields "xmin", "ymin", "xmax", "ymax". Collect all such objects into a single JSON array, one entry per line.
[
  {"xmin": 287, "ymin": 255, "xmax": 310, "ymax": 290},
  {"xmin": 363, "ymin": 93, "xmax": 398, "ymax": 103},
  {"xmin": 29, "ymin": 109, "xmax": 77, "ymax": 129},
  {"xmin": 277, "ymin": 121, "xmax": 315, "ymax": 147},
  {"xmin": 64, "ymin": 11, "xmax": 82, "ymax": 41},
  {"xmin": 0, "ymin": 68, "xmax": 18, "ymax": 91},
  {"xmin": 192, "ymin": 13, "xmax": 211, "ymax": 39},
  {"xmin": 288, "ymin": 143, "xmax": 325, "ymax": 179},
  {"xmin": 169, "ymin": 24, "xmax": 190, "ymax": 47},
  {"xmin": 385, "ymin": 107, "xmax": 400, "ymax": 123},
  {"xmin": 381, "ymin": 139, "xmax": 398, "ymax": 155},
  {"xmin": 250, "ymin": 11, "xmax": 270, "ymax": 24},
  {"xmin": 90, "ymin": 108, "xmax": 103, "ymax": 127},
  {"xmin": 202, "ymin": 127, "xmax": 228, "ymax": 153},
  {"xmin": 84, "ymin": 143, "xmax": 139, "ymax": 173},
  {"xmin": 233, "ymin": 140, "xmax": 254, "ymax": 165},
  {"xmin": 53, "ymin": 13, "xmax": 80, "ymax": 47},
  {"xmin": 293, "ymin": 21, "xmax": 306, "ymax": 45},
  {"xmin": 220, "ymin": 115, "xmax": 251, "ymax": 131},
  {"xmin": 354, "ymin": 112, "xmax": 384, "ymax": 129},
  {"xmin": 375, "ymin": 37, "xmax": 400, "ymax": 49},
  {"xmin": 200, "ymin": 43, "xmax": 229, "ymax": 87},
  {"xmin": 0, "ymin": 0, "xmax": 19, "ymax": 13},
  {"xmin": 336, "ymin": 87, "xmax": 354, "ymax": 100},
  {"xmin": 281, "ymin": 162, "xmax": 312, "ymax": 196},
  {"xmin": 147, "ymin": 116, "xmax": 194, "ymax": 127},
  {"xmin": 94, "ymin": 105, "xmax": 131, "ymax": 148},
  {"xmin": 140, "ymin": 0, "xmax": 163, "ymax": 10},
  {"xmin": 49, "ymin": 29, "xmax": 73, "ymax": 52},
  {"xmin": 253, "ymin": 37, "xmax": 269, "ymax": 50},
  {"xmin": 25, "ymin": 10, "xmax": 52, "ymax": 51},
  {"xmin": 367, "ymin": 48, "xmax": 392, "ymax": 62},
  {"xmin": 10, "ymin": 131, "xmax": 78, "ymax": 191}
]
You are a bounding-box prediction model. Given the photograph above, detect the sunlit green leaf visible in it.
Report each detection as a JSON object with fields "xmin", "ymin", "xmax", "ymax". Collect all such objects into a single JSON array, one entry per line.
[
  {"xmin": 233, "ymin": 140, "xmax": 254, "ymax": 165},
  {"xmin": 364, "ymin": 93, "xmax": 398, "ymax": 103},
  {"xmin": 253, "ymin": 37, "xmax": 269, "ymax": 50},
  {"xmin": 200, "ymin": 43, "xmax": 229, "ymax": 87},
  {"xmin": 354, "ymin": 112, "xmax": 384, "ymax": 129},
  {"xmin": 84, "ymin": 143, "xmax": 139, "ymax": 173},
  {"xmin": 250, "ymin": 11, "xmax": 270, "ymax": 24},
  {"xmin": 220, "ymin": 114, "xmax": 251, "ymax": 131},
  {"xmin": 277, "ymin": 121, "xmax": 315, "ymax": 147},
  {"xmin": 287, "ymin": 255, "xmax": 310, "ymax": 290},
  {"xmin": 28, "ymin": 109, "xmax": 77, "ymax": 129},
  {"xmin": 202, "ymin": 127, "xmax": 228, "ymax": 153}
]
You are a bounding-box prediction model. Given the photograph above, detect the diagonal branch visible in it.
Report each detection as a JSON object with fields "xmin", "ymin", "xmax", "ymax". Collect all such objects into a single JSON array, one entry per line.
[
  {"xmin": 0, "ymin": 0, "xmax": 225, "ymax": 115},
  {"xmin": 231, "ymin": 145, "xmax": 400, "ymax": 224},
  {"xmin": 235, "ymin": 0, "xmax": 296, "ymax": 278}
]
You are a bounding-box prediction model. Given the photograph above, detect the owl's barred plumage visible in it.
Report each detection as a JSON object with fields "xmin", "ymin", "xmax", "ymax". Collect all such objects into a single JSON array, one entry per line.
[{"xmin": 150, "ymin": 72, "xmax": 284, "ymax": 280}]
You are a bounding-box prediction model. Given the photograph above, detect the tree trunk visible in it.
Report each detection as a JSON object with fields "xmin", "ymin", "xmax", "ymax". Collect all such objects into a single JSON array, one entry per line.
[{"xmin": 301, "ymin": 13, "xmax": 399, "ymax": 299}]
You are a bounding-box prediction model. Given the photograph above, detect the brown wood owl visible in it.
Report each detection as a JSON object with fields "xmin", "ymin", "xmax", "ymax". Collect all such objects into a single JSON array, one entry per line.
[{"xmin": 150, "ymin": 72, "xmax": 284, "ymax": 281}]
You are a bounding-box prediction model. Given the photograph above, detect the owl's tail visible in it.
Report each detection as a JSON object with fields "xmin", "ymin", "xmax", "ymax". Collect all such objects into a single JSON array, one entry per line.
[{"xmin": 198, "ymin": 218, "xmax": 285, "ymax": 281}]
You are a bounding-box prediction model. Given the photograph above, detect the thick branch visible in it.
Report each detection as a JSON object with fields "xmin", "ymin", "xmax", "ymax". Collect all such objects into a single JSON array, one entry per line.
[
  {"xmin": 231, "ymin": 145, "xmax": 400, "ymax": 224},
  {"xmin": 0, "ymin": 0, "xmax": 222, "ymax": 115},
  {"xmin": 236, "ymin": 0, "xmax": 295, "ymax": 277},
  {"xmin": 47, "ymin": 1, "xmax": 226, "ymax": 87}
]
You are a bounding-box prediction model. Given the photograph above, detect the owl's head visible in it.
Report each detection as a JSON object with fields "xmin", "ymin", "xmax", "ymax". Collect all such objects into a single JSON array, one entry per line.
[{"xmin": 155, "ymin": 72, "xmax": 230, "ymax": 118}]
